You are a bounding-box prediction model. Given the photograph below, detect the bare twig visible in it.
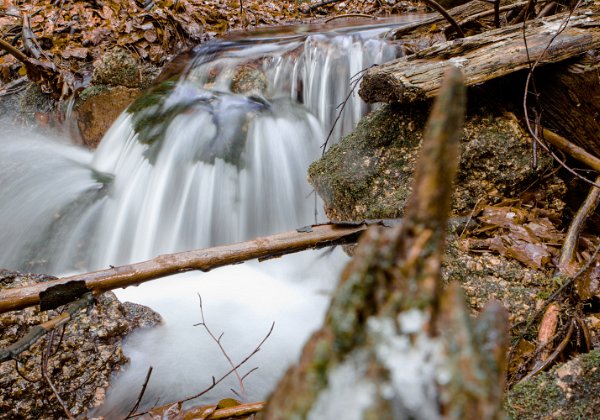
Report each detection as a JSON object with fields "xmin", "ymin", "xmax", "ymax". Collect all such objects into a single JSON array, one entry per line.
[
  {"xmin": 520, "ymin": 318, "xmax": 575, "ymax": 382},
  {"xmin": 521, "ymin": 0, "xmax": 600, "ymax": 189},
  {"xmin": 194, "ymin": 294, "xmax": 246, "ymax": 397},
  {"xmin": 422, "ymin": 0, "xmax": 465, "ymax": 38},
  {"xmin": 494, "ymin": 0, "xmax": 500, "ymax": 27},
  {"xmin": 129, "ymin": 322, "xmax": 275, "ymax": 418},
  {"xmin": 321, "ymin": 66, "xmax": 372, "ymax": 156},
  {"xmin": 125, "ymin": 366, "xmax": 154, "ymax": 419},
  {"xmin": 41, "ymin": 331, "xmax": 75, "ymax": 420}
]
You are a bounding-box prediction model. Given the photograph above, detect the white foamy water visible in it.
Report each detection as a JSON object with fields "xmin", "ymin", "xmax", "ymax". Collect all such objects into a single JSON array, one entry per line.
[{"xmin": 0, "ymin": 17, "xmax": 421, "ymax": 415}]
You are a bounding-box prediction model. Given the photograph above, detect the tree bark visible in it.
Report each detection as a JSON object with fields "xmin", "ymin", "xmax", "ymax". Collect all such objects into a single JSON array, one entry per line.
[{"xmin": 359, "ymin": 5, "xmax": 600, "ymax": 104}]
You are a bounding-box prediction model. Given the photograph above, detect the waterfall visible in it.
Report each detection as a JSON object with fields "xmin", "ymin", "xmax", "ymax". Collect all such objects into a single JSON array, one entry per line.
[{"xmin": 0, "ymin": 18, "xmax": 417, "ymax": 414}]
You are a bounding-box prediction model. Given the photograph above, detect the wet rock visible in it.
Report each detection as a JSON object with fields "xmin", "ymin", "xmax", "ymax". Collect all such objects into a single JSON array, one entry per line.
[
  {"xmin": 309, "ymin": 103, "xmax": 553, "ymax": 221},
  {"xmin": 506, "ymin": 349, "xmax": 600, "ymax": 419},
  {"xmin": 0, "ymin": 269, "xmax": 161, "ymax": 419},
  {"xmin": 75, "ymin": 85, "xmax": 141, "ymax": 148},
  {"xmin": 92, "ymin": 47, "xmax": 159, "ymax": 89},
  {"xmin": 230, "ymin": 64, "xmax": 269, "ymax": 97}
]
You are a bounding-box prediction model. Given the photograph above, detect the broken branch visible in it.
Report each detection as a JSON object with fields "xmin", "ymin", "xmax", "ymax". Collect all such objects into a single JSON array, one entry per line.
[{"xmin": 0, "ymin": 293, "xmax": 94, "ymax": 363}]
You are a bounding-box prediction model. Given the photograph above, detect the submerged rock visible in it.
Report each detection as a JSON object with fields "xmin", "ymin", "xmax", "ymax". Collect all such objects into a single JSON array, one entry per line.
[
  {"xmin": 0, "ymin": 270, "xmax": 161, "ymax": 419},
  {"xmin": 309, "ymin": 103, "xmax": 553, "ymax": 221}
]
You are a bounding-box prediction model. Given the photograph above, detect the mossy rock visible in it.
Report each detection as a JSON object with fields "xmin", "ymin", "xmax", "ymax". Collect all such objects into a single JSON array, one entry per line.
[
  {"xmin": 506, "ymin": 350, "xmax": 600, "ymax": 419},
  {"xmin": 309, "ymin": 103, "xmax": 554, "ymax": 221}
]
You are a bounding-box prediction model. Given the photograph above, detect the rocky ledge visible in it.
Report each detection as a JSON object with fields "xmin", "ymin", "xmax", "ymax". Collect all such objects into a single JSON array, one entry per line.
[{"xmin": 0, "ymin": 269, "xmax": 161, "ymax": 419}]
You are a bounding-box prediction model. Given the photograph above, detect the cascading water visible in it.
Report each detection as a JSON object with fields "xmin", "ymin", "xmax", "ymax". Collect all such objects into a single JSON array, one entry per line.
[{"xmin": 0, "ymin": 18, "xmax": 418, "ymax": 414}]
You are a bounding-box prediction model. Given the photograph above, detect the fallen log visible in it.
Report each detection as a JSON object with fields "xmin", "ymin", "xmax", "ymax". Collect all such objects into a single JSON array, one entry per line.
[
  {"xmin": 0, "ymin": 223, "xmax": 368, "ymax": 314},
  {"xmin": 360, "ymin": 5, "xmax": 600, "ymax": 104},
  {"xmin": 0, "ymin": 217, "xmax": 476, "ymax": 315}
]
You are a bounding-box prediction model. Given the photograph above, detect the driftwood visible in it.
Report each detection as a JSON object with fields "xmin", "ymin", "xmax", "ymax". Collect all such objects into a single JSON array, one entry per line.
[
  {"xmin": 359, "ymin": 5, "xmax": 600, "ymax": 104},
  {"xmin": 263, "ymin": 68, "xmax": 509, "ymax": 419}
]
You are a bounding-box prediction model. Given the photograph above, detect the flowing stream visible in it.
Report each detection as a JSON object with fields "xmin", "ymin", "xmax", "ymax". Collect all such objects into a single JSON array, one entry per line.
[{"xmin": 0, "ymin": 17, "xmax": 420, "ymax": 414}]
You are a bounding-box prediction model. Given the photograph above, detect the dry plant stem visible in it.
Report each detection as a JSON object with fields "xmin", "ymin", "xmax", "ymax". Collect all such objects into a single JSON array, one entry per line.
[
  {"xmin": 520, "ymin": 1, "xmax": 600, "ymax": 189},
  {"xmin": 0, "ymin": 293, "xmax": 94, "ymax": 363},
  {"xmin": 508, "ymin": 242, "xmax": 600, "ymax": 365},
  {"xmin": 130, "ymin": 322, "xmax": 274, "ymax": 418},
  {"xmin": 125, "ymin": 366, "xmax": 154, "ymax": 419},
  {"xmin": 422, "ymin": 0, "xmax": 465, "ymax": 37},
  {"xmin": 494, "ymin": 0, "xmax": 500, "ymax": 27},
  {"xmin": 42, "ymin": 331, "xmax": 75, "ymax": 420},
  {"xmin": 195, "ymin": 294, "xmax": 245, "ymax": 397},
  {"xmin": 541, "ymin": 128, "xmax": 600, "ymax": 173},
  {"xmin": 558, "ymin": 174, "xmax": 600, "ymax": 274}
]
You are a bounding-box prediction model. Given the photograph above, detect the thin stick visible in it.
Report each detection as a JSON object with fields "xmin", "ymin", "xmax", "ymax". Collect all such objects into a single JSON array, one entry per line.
[
  {"xmin": 194, "ymin": 294, "xmax": 245, "ymax": 396},
  {"xmin": 558, "ymin": 175, "xmax": 600, "ymax": 274},
  {"xmin": 125, "ymin": 366, "xmax": 153, "ymax": 419},
  {"xmin": 541, "ymin": 128, "xmax": 600, "ymax": 173},
  {"xmin": 422, "ymin": 0, "xmax": 465, "ymax": 38},
  {"xmin": 0, "ymin": 293, "xmax": 95, "ymax": 363}
]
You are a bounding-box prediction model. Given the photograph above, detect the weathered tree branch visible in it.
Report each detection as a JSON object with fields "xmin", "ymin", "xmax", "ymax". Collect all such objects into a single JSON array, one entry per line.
[
  {"xmin": 541, "ymin": 128, "xmax": 600, "ymax": 173},
  {"xmin": 558, "ymin": 175, "xmax": 600, "ymax": 276},
  {"xmin": 0, "ymin": 293, "xmax": 94, "ymax": 363},
  {"xmin": 0, "ymin": 223, "xmax": 369, "ymax": 314},
  {"xmin": 360, "ymin": 5, "xmax": 600, "ymax": 103}
]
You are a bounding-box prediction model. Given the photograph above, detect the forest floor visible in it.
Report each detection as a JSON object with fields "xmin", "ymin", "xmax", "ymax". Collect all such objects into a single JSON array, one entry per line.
[{"xmin": 0, "ymin": 0, "xmax": 421, "ymax": 96}]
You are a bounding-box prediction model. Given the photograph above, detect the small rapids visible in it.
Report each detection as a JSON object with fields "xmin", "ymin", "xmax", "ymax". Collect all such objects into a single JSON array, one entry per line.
[{"xmin": 0, "ymin": 17, "xmax": 420, "ymax": 414}]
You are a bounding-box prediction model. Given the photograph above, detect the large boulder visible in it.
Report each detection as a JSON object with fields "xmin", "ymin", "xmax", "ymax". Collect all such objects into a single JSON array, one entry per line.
[{"xmin": 308, "ymin": 103, "xmax": 555, "ymax": 221}]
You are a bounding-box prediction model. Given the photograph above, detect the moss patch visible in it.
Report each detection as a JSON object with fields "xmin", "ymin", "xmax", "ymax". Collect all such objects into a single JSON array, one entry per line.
[{"xmin": 506, "ymin": 350, "xmax": 600, "ymax": 419}]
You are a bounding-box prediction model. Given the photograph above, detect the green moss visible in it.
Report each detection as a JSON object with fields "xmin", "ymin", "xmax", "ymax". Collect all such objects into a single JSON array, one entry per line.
[
  {"xmin": 506, "ymin": 350, "xmax": 600, "ymax": 419},
  {"xmin": 309, "ymin": 103, "xmax": 428, "ymax": 221}
]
